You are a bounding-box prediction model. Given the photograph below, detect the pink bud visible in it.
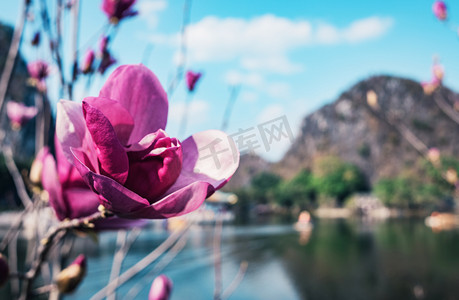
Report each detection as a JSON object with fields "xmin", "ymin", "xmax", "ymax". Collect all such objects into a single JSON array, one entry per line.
[
  {"xmin": 81, "ymin": 49, "xmax": 95, "ymax": 74},
  {"xmin": 186, "ymin": 70, "xmax": 202, "ymax": 92},
  {"xmin": 55, "ymin": 254, "xmax": 87, "ymax": 293},
  {"xmin": 433, "ymin": 1, "xmax": 447, "ymax": 21},
  {"xmin": 149, "ymin": 275, "xmax": 172, "ymax": 300}
]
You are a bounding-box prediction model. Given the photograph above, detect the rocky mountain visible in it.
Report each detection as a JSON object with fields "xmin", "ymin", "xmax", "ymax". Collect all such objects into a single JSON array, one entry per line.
[
  {"xmin": 226, "ymin": 75, "xmax": 459, "ymax": 191},
  {"xmin": 276, "ymin": 75, "xmax": 459, "ymax": 184},
  {"xmin": 223, "ymin": 153, "xmax": 271, "ymax": 191}
]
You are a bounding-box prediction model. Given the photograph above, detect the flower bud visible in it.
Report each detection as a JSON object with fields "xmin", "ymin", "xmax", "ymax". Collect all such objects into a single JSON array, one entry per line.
[
  {"xmin": 0, "ymin": 254, "xmax": 9, "ymax": 287},
  {"xmin": 185, "ymin": 70, "xmax": 202, "ymax": 92},
  {"xmin": 55, "ymin": 254, "xmax": 86, "ymax": 294},
  {"xmin": 29, "ymin": 147, "xmax": 50, "ymax": 185},
  {"xmin": 433, "ymin": 1, "xmax": 447, "ymax": 21},
  {"xmin": 149, "ymin": 275, "xmax": 172, "ymax": 300}
]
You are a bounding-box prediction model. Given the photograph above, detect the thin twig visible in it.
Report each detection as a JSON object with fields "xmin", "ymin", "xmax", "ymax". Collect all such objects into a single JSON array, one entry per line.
[
  {"xmin": 433, "ymin": 91, "xmax": 459, "ymax": 125},
  {"xmin": 0, "ymin": 202, "xmax": 33, "ymax": 251},
  {"xmin": 124, "ymin": 229, "xmax": 190, "ymax": 300},
  {"xmin": 90, "ymin": 223, "xmax": 192, "ymax": 300},
  {"xmin": 167, "ymin": 0, "xmax": 192, "ymax": 97},
  {"xmin": 34, "ymin": 92, "xmax": 44, "ymax": 156},
  {"xmin": 213, "ymin": 215, "xmax": 223, "ymax": 300},
  {"xmin": 3, "ymin": 146, "xmax": 33, "ymax": 207},
  {"xmin": 221, "ymin": 261, "xmax": 248, "ymax": 300},
  {"xmin": 68, "ymin": 0, "xmax": 80, "ymax": 99},
  {"xmin": 178, "ymin": 92, "xmax": 192, "ymax": 137},
  {"xmin": 39, "ymin": 0, "xmax": 66, "ymax": 97},
  {"xmin": 19, "ymin": 210, "xmax": 112, "ymax": 300},
  {"xmin": 107, "ymin": 228, "xmax": 141, "ymax": 300},
  {"xmin": 9, "ymin": 228, "xmax": 19, "ymax": 297},
  {"xmin": 0, "ymin": 0, "xmax": 29, "ymax": 120},
  {"xmin": 221, "ymin": 85, "xmax": 241, "ymax": 131}
]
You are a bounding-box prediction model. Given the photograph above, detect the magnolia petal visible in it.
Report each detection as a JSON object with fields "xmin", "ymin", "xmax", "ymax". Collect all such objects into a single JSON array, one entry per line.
[
  {"xmin": 84, "ymin": 97, "xmax": 134, "ymax": 146},
  {"xmin": 56, "ymin": 100, "xmax": 99, "ymax": 173},
  {"xmin": 71, "ymin": 148, "xmax": 150, "ymax": 214},
  {"xmin": 42, "ymin": 153, "xmax": 67, "ymax": 220},
  {"xmin": 121, "ymin": 181, "xmax": 213, "ymax": 219},
  {"xmin": 64, "ymin": 188, "xmax": 102, "ymax": 220},
  {"xmin": 99, "ymin": 64, "xmax": 168, "ymax": 144},
  {"xmin": 82, "ymin": 101, "xmax": 129, "ymax": 184},
  {"xmin": 162, "ymin": 130, "xmax": 239, "ymax": 197}
]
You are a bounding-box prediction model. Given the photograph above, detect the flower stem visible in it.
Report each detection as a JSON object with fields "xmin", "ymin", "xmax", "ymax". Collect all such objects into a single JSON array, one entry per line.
[{"xmin": 19, "ymin": 209, "xmax": 113, "ymax": 300}]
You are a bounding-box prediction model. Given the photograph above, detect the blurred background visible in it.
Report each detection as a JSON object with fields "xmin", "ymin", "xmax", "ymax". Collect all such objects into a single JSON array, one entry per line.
[{"xmin": 1, "ymin": 0, "xmax": 459, "ymax": 299}]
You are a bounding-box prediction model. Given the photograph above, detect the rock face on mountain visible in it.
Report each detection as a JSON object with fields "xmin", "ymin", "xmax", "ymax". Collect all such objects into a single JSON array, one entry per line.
[{"xmin": 276, "ymin": 75, "xmax": 459, "ymax": 184}]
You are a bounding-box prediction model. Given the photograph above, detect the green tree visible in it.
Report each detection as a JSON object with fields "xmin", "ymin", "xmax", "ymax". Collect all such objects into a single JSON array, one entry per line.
[
  {"xmin": 251, "ymin": 172, "xmax": 282, "ymax": 204},
  {"xmin": 276, "ymin": 169, "xmax": 316, "ymax": 208},
  {"xmin": 312, "ymin": 156, "xmax": 367, "ymax": 205}
]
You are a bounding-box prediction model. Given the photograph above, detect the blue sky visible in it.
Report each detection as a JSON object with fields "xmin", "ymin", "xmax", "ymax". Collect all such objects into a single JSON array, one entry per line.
[{"xmin": 1, "ymin": 0, "xmax": 459, "ymax": 161}]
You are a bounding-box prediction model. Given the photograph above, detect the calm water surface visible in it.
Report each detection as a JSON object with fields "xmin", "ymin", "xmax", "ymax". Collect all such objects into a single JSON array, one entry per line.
[{"xmin": 5, "ymin": 218, "xmax": 459, "ymax": 299}]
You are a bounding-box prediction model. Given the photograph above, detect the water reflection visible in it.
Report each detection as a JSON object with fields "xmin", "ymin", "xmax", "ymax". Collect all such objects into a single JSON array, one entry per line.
[{"xmin": 3, "ymin": 218, "xmax": 459, "ymax": 299}]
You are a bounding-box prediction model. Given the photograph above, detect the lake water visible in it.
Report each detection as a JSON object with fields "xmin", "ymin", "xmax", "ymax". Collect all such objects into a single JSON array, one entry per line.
[{"xmin": 4, "ymin": 217, "xmax": 459, "ymax": 299}]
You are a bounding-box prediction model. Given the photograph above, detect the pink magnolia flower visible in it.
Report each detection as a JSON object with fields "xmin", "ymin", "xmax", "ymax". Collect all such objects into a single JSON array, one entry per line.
[
  {"xmin": 6, "ymin": 101, "xmax": 38, "ymax": 128},
  {"xmin": 27, "ymin": 60, "xmax": 50, "ymax": 92},
  {"xmin": 81, "ymin": 49, "xmax": 95, "ymax": 74},
  {"xmin": 149, "ymin": 275, "xmax": 172, "ymax": 300},
  {"xmin": 101, "ymin": 0, "xmax": 137, "ymax": 25},
  {"xmin": 186, "ymin": 70, "xmax": 202, "ymax": 92},
  {"xmin": 42, "ymin": 136, "xmax": 143, "ymax": 229},
  {"xmin": 56, "ymin": 64, "xmax": 239, "ymax": 219},
  {"xmin": 433, "ymin": 1, "xmax": 447, "ymax": 21}
]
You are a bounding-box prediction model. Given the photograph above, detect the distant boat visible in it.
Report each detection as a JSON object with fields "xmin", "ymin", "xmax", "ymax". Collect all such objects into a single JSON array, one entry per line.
[
  {"xmin": 294, "ymin": 211, "xmax": 314, "ymax": 232},
  {"xmin": 425, "ymin": 212, "xmax": 459, "ymax": 232}
]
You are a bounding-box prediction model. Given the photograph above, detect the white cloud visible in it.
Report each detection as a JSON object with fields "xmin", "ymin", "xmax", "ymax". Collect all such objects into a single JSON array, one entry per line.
[
  {"xmin": 240, "ymin": 91, "xmax": 259, "ymax": 102},
  {"xmin": 224, "ymin": 70, "xmax": 264, "ymax": 87},
  {"xmin": 138, "ymin": 0, "xmax": 167, "ymax": 28},
  {"xmin": 266, "ymin": 82, "xmax": 291, "ymax": 99},
  {"xmin": 257, "ymin": 104, "xmax": 285, "ymax": 124},
  {"xmin": 148, "ymin": 14, "xmax": 393, "ymax": 74},
  {"xmin": 169, "ymin": 99, "xmax": 210, "ymax": 124},
  {"xmin": 316, "ymin": 16, "xmax": 394, "ymax": 44}
]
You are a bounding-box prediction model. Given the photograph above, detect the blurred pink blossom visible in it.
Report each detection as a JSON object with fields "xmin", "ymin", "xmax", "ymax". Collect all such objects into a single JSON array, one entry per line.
[
  {"xmin": 432, "ymin": 63, "xmax": 444, "ymax": 83},
  {"xmin": 81, "ymin": 49, "xmax": 95, "ymax": 74},
  {"xmin": 6, "ymin": 101, "xmax": 38, "ymax": 128},
  {"xmin": 149, "ymin": 275, "xmax": 172, "ymax": 300},
  {"xmin": 186, "ymin": 70, "xmax": 202, "ymax": 92},
  {"xmin": 56, "ymin": 64, "xmax": 239, "ymax": 219},
  {"xmin": 27, "ymin": 60, "xmax": 50, "ymax": 92},
  {"xmin": 433, "ymin": 1, "xmax": 447, "ymax": 20},
  {"xmin": 101, "ymin": 0, "xmax": 137, "ymax": 24}
]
